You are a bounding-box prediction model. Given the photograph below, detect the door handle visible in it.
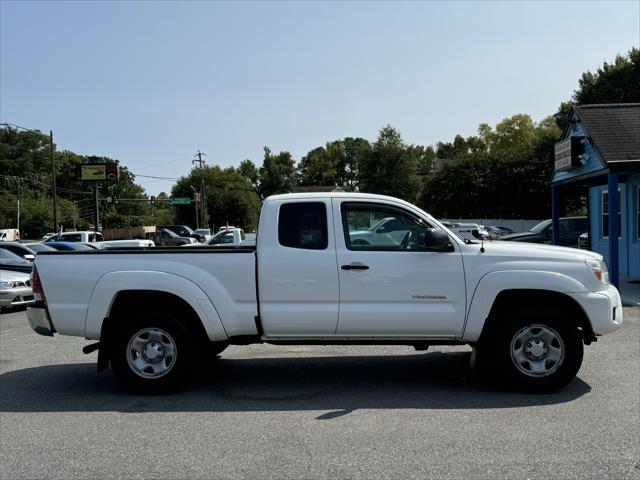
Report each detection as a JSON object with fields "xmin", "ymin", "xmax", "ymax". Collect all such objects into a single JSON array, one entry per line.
[{"xmin": 341, "ymin": 263, "xmax": 369, "ymax": 270}]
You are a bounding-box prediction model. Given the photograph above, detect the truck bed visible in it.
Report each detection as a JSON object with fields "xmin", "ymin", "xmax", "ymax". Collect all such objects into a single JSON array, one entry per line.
[{"xmin": 36, "ymin": 247, "xmax": 258, "ymax": 340}]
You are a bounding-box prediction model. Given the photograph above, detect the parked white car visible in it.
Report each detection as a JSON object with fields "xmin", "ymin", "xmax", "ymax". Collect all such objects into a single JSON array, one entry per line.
[
  {"xmin": 194, "ymin": 229, "xmax": 212, "ymax": 242},
  {"xmin": 99, "ymin": 240, "xmax": 155, "ymax": 249},
  {"xmin": 349, "ymin": 217, "xmax": 410, "ymax": 246},
  {"xmin": 27, "ymin": 192, "xmax": 622, "ymax": 394},
  {"xmin": 0, "ymin": 229, "xmax": 20, "ymax": 241},
  {"xmin": 46, "ymin": 231, "xmax": 104, "ymax": 243},
  {"xmin": 441, "ymin": 222, "xmax": 490, "ymax": 242}
]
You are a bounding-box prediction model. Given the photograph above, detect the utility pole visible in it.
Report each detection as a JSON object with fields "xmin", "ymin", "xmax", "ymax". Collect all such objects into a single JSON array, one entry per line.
[
  {"xmin": 16, "ymin": 177, "xmax": 20, "ymax": 232},
  {"xmin": 190, "ymin": 186, "xmax": 199, "ymax": 228},
  {"xmin": 50, "ymin": 130, "xmax": 58, "ymax": 232},
  {"xmin": 93, "ymin": 185, "xmax": 100, "ymax": 232},
  {"xmin": 192, "ymin": 150, "xmax": 207, "ymax": 228}
]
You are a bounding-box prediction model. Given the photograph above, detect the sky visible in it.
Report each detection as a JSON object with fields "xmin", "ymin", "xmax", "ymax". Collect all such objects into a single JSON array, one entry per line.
[{"xmin": 1, "ymin": 0, "xmax": 638, "ymax": 195}]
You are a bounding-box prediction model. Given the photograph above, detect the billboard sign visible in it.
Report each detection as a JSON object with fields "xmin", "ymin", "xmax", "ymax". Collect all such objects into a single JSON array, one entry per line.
[{"xmin": 70, "ymin": 162, "xmax": 120, "ymax": 182}]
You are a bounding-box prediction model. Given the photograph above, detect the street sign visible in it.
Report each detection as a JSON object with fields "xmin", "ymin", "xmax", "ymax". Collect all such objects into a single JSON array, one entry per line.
[{"xmin": 171, "ymin": 197, "xmax": 192, "ymax": 205}]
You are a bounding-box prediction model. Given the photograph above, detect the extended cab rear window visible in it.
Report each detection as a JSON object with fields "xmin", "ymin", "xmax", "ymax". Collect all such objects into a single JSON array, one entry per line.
[{"xmin": 278, "ymin": 202, "xmax": 328, "ymax": 250}]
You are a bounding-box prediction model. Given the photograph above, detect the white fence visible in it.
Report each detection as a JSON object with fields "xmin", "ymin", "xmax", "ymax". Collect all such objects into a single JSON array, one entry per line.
[{"xmin": 442, "ymin": 218, "xmax": 543, "ymax": 232}]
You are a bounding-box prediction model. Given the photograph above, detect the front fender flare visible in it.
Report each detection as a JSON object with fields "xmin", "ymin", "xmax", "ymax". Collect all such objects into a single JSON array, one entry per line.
[
  {"xmin": 462, "ymin": 270, "xmax": 588, "ymax": 342},
  {"xmin": 85, "ymin": 270, "xmax": 228, "ymax": 342}
]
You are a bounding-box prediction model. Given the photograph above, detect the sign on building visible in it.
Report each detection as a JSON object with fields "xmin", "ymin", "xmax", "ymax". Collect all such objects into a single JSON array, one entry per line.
[{"xmin": 554, "ymin": 136, "xmax": 586, "ymax": 171}]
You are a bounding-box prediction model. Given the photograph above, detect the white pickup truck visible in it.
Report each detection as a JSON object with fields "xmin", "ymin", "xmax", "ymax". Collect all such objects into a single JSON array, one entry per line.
[{"xmin": 27, "ymin": 193, "xmax": 623, "ymax": 394}]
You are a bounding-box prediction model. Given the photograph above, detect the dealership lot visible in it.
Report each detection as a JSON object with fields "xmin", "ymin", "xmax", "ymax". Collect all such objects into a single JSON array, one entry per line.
[{"xmin": 1, "ymin": 308, "xmax": 638, "ymax": 479}]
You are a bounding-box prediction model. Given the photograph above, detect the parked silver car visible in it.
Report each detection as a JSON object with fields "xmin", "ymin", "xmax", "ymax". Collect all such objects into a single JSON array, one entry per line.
[{"xmin": 0, "ymin": 270, "xmax": 34, "ymax": 310}]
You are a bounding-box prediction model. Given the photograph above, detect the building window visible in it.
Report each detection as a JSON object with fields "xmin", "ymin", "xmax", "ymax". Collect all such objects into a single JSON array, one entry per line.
[{"xmin": 601, "ymin": 189, "xmax": 621, "ymax": 239}]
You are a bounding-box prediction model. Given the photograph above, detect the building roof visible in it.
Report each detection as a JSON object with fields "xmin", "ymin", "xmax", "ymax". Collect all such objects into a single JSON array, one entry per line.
[{"xmin": 572, "ymin": 103, "xmax": 640, "ymax": 164}]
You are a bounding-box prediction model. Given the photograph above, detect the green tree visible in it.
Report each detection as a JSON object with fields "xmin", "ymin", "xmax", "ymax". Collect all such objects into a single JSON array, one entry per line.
[
  {"xmin": 420, "ymin": 115, "xmax": 562, "ymax": 219},
  {"xmin": 297, "ymin": 146, "xmax": 335, "ymax": 186},
  {"xmin": 238, "ymin": 159, "xmax": 259, "ymax": 191},
  {"xmin": 359, "ymin": 125, "xmax": 421, "ymax": 202},
  {"xmin": 172, "ymin": 165, "xmax": 261, "ymax": 230},
  {"xmin": 258, "ymin": 147, "xmax": 296, "ymax": 198},
  {"xmin": 1, "ymin": 126, "xmax": 155, "ymax": 231},
  {"xmin": 339, "ymin": 137, "xmax": 371, "ymax": 190},
  {"xmin": 556, "ymin": 47, "xmax": 640, "ymax": 129}
]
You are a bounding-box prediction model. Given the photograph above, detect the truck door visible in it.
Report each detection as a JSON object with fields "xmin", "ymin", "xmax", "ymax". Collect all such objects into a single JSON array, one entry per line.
[
  {"xmin": 257, "ymin": 199, "xmax": 340, "ymax": 335},
  {"xmin": 333, "ymin": 200, "xmax": 466, "ymax": 337}
]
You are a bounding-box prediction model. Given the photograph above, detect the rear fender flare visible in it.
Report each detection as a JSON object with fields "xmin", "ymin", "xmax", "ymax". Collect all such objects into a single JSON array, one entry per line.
[{"xmin": 85, "ymin": 270, "xmax": 228, "ymax": 341}]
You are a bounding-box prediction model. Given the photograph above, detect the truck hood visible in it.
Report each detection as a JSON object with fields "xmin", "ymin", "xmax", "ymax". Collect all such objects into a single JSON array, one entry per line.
[
  {"xmin": 468, "ymin": 239, "xmax": 603, "ymax": 262},
  {"xmin": 459, "ymin": 240, "xmax": 607, "ymax": 294}
]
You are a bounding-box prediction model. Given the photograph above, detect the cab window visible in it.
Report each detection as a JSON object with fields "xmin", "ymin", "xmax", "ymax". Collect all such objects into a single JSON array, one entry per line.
[
  {"xmin": 341, "ymin": 203, "xmax": 431, "ymax": 251},
  {"xmin": 278, "ymin": 202, "xmax": 328, "ymax": 250}
]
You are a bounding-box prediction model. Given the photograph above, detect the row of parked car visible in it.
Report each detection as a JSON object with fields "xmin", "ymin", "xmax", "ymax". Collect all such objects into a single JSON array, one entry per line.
[
  {"xmin": 0, "ymin": 225, "xmax": 252, "ymax": 311},
  {"xmin": 442, "ymin": 216, "xmax": 588, "ymax": 248}
]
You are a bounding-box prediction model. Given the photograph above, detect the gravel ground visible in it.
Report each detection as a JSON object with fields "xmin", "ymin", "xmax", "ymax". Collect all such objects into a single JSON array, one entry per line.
[{"xmin": 1, "ymin": 307, "xmax": 638, "ymax": 479}]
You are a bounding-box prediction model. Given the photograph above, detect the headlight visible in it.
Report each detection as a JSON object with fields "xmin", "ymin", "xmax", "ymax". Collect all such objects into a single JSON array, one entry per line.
[
  {"xmin": 586, "ymin": 259, "xmax": 609, "ymax": 284},
  {"xmin": 1, "ymin": 281, "xmax": 25, "ymax": 288}
]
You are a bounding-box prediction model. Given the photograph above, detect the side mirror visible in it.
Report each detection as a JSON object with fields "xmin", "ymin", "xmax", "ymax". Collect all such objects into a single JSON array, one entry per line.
[
  {"xmin": 23, "ymin": 254, "xmax": 35, "ymax": 262},
  {"xmin": 422, "ymin": 228, "xmax": 454, "ymax": 252}
]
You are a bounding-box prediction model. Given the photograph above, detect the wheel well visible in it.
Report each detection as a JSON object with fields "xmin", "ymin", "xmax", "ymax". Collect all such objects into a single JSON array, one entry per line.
[
  {"xmin": 480, "ymin": 289, "xmax": 596, "ymax": 345},
  {"xmin": 106, "ymin": 290, "xmax": 209, "ymax": 342}
]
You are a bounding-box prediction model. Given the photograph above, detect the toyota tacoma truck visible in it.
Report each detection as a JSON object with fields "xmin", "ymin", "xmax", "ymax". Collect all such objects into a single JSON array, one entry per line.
[{"xmin": 26, "ymin": 193, "xmax": 623, "ymax": 394}]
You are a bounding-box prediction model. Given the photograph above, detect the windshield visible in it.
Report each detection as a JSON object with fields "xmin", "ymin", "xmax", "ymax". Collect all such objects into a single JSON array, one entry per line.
[
  {"xmin": 529, "ymin": 219, "xmax": 552, "ymax": 234},
  {"xmin": 209, "ymin": 231, "xmax": 234, "ymax": 244},
  {"xmin": 161, "ymin": 229, "xmax": 178, "ymax": 238}
]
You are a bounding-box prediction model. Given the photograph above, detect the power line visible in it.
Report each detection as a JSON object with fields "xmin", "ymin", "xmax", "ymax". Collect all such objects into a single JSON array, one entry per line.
[{"xmin": 132, "ymin": 173, "xmax": 180, "ymax": 180}]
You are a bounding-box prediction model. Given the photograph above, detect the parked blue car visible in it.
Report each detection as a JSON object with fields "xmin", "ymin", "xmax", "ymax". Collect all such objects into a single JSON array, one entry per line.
[{"xmin": 45, "ymin": 242, "xmax": 97, "ymax": 251}]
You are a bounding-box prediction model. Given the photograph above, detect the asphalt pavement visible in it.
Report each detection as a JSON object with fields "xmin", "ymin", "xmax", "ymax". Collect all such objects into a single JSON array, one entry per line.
[{"xmin": 1, "ymin": 307, "xmax": 638, "ymax": 479}]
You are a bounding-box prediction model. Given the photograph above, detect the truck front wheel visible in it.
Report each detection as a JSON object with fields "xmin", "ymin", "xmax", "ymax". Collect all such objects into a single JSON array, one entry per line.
[
  {"xmin": 109, "ymin": 314, "xmax": 196, "ymax": 394},
  {"xmin": 479, "ymin": 306, "xmax": 584, "ymax": 392}
]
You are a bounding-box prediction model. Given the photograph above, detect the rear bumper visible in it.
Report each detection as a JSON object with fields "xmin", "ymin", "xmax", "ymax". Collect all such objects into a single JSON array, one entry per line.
[
  {"xmin": 26, "ymin": 304, "xmax": 56, "ymax": 337},
  {"xmin": 569, "ymin": 284, "xmax": 623, "ymax": 336}
]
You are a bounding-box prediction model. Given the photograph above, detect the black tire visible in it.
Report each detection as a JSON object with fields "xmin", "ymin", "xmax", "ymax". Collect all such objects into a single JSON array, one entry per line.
[
  {"xmin": 109, "ymin": 311, "xmax": 197, "ymax": 394},
  {"xmin": 477, "ymin": 305, "xmax": 584, "ymax": 392}
]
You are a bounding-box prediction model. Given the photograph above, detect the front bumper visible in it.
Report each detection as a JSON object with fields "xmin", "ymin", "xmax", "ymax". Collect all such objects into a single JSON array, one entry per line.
[
  {"xmin": 26, "ymin": 305, "xmax": 56, "ymax": 337},
  {"xmin": 0, "ymin": 287, "xmax": 35, "ymax": 308},
  {"xmin": 569, "ymin": 284, "xmax": 623, "ymax": 336}
]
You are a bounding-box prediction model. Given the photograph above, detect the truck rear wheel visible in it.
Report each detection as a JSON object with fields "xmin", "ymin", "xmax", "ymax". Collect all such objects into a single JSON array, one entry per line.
[
  {"xmin": 479, "ymin": 306, "xmax": 584, "ymax": 392},
  {"xmin": 109, "ymin": 313, "xmax": 196, "ymax": 394}
]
